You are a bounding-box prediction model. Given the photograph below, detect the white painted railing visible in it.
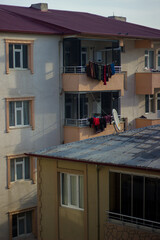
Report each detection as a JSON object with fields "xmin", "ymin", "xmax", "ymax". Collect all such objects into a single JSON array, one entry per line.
[
  {"xmin": 63, "ymin": 66, "xmax": 121, "ymax": 74},
  {"xmin": 106, "ymin": 211, "xmax": 160, "ymax": 230},
  {"xmin": 65, "ymin": 118, "xmax": 89, "ymax": 127}
]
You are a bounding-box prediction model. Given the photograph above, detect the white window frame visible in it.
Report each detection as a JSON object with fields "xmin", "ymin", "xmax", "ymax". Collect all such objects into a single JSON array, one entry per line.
[
  {"xmin": 145, "ymin": 50, "xmax": 154, "ymax": 69},
  {"xmin": 13, "ymin": 44, "xmax": 23, "ymax": 69},
  {"xmin": 17, "ymin": 213, "xmax": 26, "ymax": 237},
  {"xmin": 61, "ymin": 173, "xmax": 84, "ymax": 210},
  {"xmin": 10, "ymin": 101, "xmax": 29, "ymax": 128},
  {"xmin": 11, "ymin": 157, "xmax": 30, "ymax": 182},
  {"xmin": 145, "ymin": 94, "xmax": 154, "ymax": 113}
]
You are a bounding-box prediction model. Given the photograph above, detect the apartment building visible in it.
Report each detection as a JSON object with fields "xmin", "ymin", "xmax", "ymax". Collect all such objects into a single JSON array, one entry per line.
[
  {"xmin": 0, "ymin": 4, "xmax": 62, "ymax": 240},
  {"xmin": 0, "ymin": 2, "xmax": 160, "ymax": 240},
  {"xmin": 29, "ymin": 125, "xmax": 160, "ymax": 240}
]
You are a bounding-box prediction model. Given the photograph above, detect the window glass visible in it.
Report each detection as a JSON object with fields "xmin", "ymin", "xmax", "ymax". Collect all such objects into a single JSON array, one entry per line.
[
  {"xmin": 23, "ymin": 101, "xmax": 29, "ymax": 125},
  {"xmin": 25, "ymin": 157, "xmax": 30, "ymax": 179},
  {"xmin": 133, "ymin": 176, "xmax": 143, "ymax": 219},
  {"xmin": 15, "ymin": 51, "xmax": 21, "ymax": 68},
  {"xmin": 9, "ymin": 44, "xmax": 13, "ymax": 68},
  {"xmin": 19, "ymin": 217, "xmax": 25, "ymax": 235},
  {"xmin": 79, "ymin": 176, "xmax": 84, "ymax": 208},
  {"xmin": 145, "ymin": 95, "xmax": 149, "ymax": 113},
  {"xmin": 10, "ymin": 159, "xmax": 15, "ymax": 182},
  {"xmin": 121, "ymin": 174, "xmax": 131, "ymax": 216},
  {"xmin": 23, "ymin": 45, "xmax": 28, "ymax": 68},
  {"xmin": 16, "ymin": 110, "xmax": 22, "ymax": 125},
  {"xmin": 149, "ymin": 51, "xmax": 154, "ymax": 68},
  {"xmin": 15, "ymin": 44, "xmax": 21, "ymax": 49},
  {"xmin": 12, "ymin": 214, "xmax": 17, "ymax": 237},
  {"xmin": 62, "ymin": 173, "xmax": 68, "ymax": 205},
  {"xmin": 70, "ymin": 175, "xmax": 77, "ymax": 206},
  {"xmin": 26, "ymin": 211, "xmax": 32, "ymax": 233},
  {"xmin": 109, "ymin": 172, "xmax": 120, "ymax": 214},
  {"xmin": 16, "ymin": 163, "xmax": 23, "ymax": 180},
  {"xmin": 80, "ymin": 94, "xmax": 88, "ymax": 119},
  {"xmin": 9, "ymin": 102, "xmax": 15, "ymax": 126}
]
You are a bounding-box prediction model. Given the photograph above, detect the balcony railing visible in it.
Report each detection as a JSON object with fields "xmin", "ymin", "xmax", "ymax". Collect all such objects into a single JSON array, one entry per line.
[
  {"xmin": 64, "ymin": 118, "xmax": 89, "ymax": 127},
  {"xmin": 63, "ymin": 66, "xmax": 122, "ymax": 74},
  {"xmin": 106, "ymin": 211, "xmax": 160, "ymax": 230}
]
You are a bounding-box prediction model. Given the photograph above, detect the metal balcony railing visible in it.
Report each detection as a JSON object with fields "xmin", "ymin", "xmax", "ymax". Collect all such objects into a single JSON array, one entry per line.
[
  {"xmin": 106, "ymin": 211, "xmax": 160, "ymax": 230},
  {"xmin": 63, "ymin": 66, "xmax": 122, "ymax": 74},
  {"xmin": 65, "ymin": 118, "xmax": 89, "ymax": 127}
]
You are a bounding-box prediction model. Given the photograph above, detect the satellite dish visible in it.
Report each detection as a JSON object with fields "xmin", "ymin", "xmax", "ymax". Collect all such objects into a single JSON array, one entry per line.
[{"xmin": 112, "ymin": 109, "xmax": 121, "ymax": 131}]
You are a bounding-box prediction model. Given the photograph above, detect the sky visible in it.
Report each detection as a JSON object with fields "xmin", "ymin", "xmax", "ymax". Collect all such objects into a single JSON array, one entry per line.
[{"xmin": 0, "ymin": 0, "xmax": 160, "ymax": 29}]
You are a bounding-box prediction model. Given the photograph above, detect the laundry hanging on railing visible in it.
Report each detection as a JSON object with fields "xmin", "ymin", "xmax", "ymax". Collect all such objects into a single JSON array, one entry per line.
[
  {"xmin": 86, "ymin": 62, "xmax": 115, "ymax": 85},
  {"xmin": 88, "ymin": 115, "xmax": 111, "ymax": 133}
]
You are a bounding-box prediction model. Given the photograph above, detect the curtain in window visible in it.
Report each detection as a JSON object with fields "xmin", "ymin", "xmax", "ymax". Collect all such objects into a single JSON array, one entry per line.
[
  {"xmin": 70, "ymin": 175, "xmax": 77, "ymax": 206},
  {"xmin": 25, "ymin": 157, "xmax": 30, "ymax": 179},
  {"xmin": 79, "ymin": 176, "xmax": 84, "ymax": 208},
  {"xmin": 9, "ymin": 102, "xmax": 15, "ymax": 126},
  {"xmin": 62, "ymin": 173, "xmax": 68, "ymax": 205},
  {"xmin": 10, "ymin": 159, "xmax": 15, "ymax": 182},
  {"xmin": 12, "ymin": 214, "xmax": 17, "ymax": 237},
  {"xmin": 26, "ymin": 211, "xmax": 32, "ymax": 233},
  {"xmin": 23, "ymin": 45, "xmax": 28, "ymax": 68},
  {"xmin": 19, "ymin": 217, "xmax": 25, "ymax": 235},
  {"xmin": 9, "ymin": 44, "xmax": 13, "ymax": 68},
  {"xmin": 23, "ymin": 101, "xmax": 29, "ymax": 125}
]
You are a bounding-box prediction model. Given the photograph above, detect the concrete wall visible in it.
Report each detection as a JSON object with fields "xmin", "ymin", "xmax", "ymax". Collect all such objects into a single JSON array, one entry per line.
[{"xmin": 0, "ymin": 33, "xmax": 61, "ymax": 239}]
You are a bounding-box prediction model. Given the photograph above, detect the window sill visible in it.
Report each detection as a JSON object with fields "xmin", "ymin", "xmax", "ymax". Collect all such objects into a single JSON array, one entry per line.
[
  {"xmin": 9, "ymin": 125, "xmax": 32, "ymax": 131},
  {"xmin": 60, "ymin": 204, "xmax": 84, "ymax": 211}
]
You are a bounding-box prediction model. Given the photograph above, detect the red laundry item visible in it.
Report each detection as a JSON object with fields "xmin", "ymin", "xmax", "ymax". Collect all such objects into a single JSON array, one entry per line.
[
  {"xmin": 93, "ymin": 117, "xmax": 100, "ymax": 126},
  {"xmin": 104, "ymin": 65, "xmax": 106, "ymax": 85}
]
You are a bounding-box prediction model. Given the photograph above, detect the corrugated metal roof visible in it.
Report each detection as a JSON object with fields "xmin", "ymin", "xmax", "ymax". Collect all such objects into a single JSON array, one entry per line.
[
  {"xmin": 0, "ymin": 4, "xmax": 160, "ymax": 39},
  {"xmin": 29, "ymin": 125, "xmax": 160, "ymax": 171}
]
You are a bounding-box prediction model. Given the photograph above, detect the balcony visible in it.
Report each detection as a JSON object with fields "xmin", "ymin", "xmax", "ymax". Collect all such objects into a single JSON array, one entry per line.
[
  {"xmin": 62, "ymin": 66, "xmax": 125, "ymax": 96},
  {"xmin": 136, "ymin": 118, "xmax": 160, "ymax": 129},
  {"xmin": 106, "ymin": 211, "xmax": 160, "ymax": 232},
  {"xmin": 136, "ymin": 72, "xmax": 160, "ymax": 95},
  {"xmin": 64, "ymin": 118, "xmax": 125, "ymax": 143}
]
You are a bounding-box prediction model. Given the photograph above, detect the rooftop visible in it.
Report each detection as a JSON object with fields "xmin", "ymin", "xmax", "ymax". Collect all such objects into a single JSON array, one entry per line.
[
  {"xmin": 0, "ymin": 4, "xmax": 160, "ymax": 39},
  {"xmin": 28, "ymin": 125, "xmax": 160, "ymax": 172}
]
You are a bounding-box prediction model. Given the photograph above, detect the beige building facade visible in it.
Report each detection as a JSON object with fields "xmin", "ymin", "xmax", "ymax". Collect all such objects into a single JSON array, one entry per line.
[{"xmin": 31, "ymin": 125, "xmax": 160, "ymax": 240}]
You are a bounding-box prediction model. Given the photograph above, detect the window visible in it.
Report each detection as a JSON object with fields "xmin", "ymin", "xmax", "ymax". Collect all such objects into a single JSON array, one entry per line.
[
  {"xmin": 61, "ymin": 173, "xmax": 84, "ymax": 209},
  {"xmin": 6, "ymin": 97, "xmax": 35, "ymax": 132},
  {"xmin": 158, "ymin": 51, "xmax": 160, "ymax": 71},
  {"xmin": 145, "ymin": 94, "xmax": 154, "ymax": 113},
  {"xmin": 7, "ymin": 155, "xmax": 36, "ymax": 188},
  {"xmin": 5, "ymin": 39, "xmax": 34, "ymax": 74},
  {"xmin": 9, "ymin": 207, "xmax": 37, "ymax": 240},
  {"xmin": 109, "ymin": 172, "xmax": 160, "ymax": 225},
  {"xmin": 157, "ymin": 93, "xmax": 160, "ymax": 110},
  {"xmin": 145, "ymin": 50, "xmax": 154, "ymax": 69},
  {"xmin": 10, "ymin": 157, "xmax": 30, "ymax": 182}
]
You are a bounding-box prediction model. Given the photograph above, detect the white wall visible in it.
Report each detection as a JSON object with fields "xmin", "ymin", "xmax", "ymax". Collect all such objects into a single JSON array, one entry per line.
[{"xmin": 0, "ymin": 33, "xmax": 61, "ymax": 239}]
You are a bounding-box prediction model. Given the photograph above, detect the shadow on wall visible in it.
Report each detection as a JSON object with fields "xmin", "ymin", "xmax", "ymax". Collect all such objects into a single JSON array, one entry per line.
[{"xmin": 0, "ymin": 188, "xmax": 37, "ymax": 240}]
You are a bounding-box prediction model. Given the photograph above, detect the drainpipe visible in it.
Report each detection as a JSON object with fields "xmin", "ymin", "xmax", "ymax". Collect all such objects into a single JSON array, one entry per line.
[{"xmin": 59, "ymin": 39, "xmax": 64, "ymax": 144}]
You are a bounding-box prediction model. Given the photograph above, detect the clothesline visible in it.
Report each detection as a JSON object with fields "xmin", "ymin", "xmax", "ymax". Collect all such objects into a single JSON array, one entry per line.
[{"xmin": 86, "ymin": 61, "xmax": 115, "ymax": 85}]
